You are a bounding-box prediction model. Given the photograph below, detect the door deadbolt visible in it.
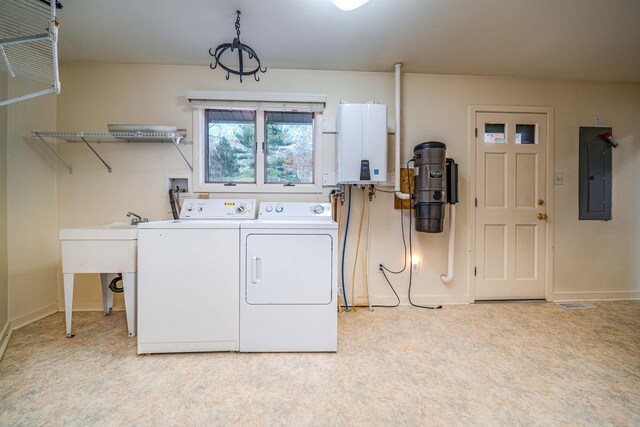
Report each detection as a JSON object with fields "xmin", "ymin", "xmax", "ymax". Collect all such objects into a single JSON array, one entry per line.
[{"xmin": 538, "ymin": 199, "xmax": 545, "ymax": 206}]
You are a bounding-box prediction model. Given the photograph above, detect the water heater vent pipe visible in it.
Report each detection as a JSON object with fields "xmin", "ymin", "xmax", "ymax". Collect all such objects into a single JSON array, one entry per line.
[{"xmin": 394, "ymin": 63, "xmax": 411, "ymax": 200}]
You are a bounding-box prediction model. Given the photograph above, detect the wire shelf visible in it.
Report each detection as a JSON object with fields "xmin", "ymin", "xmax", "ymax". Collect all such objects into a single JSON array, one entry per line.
[
  {"xmin": 0, "ymin": 0, "xmax": 60, "ymax": 107},
  {"xmin": 30, "ymin": 130, "xmax": 193, "ymax": 173},
  {"xmin": 31, "ymin": 130, "xmax": 191, "ymax": 144}
]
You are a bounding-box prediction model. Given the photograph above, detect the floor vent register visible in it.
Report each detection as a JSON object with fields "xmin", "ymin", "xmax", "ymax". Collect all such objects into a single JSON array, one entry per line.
[{"xmin": 556, "ymin": 302, "xmax": 596, "ymax": 309}]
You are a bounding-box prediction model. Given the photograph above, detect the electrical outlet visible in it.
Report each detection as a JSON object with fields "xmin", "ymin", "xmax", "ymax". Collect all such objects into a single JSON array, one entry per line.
[
  {"xmin": 377, "ymin": 262, "xmax": 385, "ymax": 273},
  {"xmin": 411, "ymin": 256, "xmax": 421, "ymax": 274},
  {"xmin": 554, "ymin": 172, "xmax": 565, "ymax": 185}
]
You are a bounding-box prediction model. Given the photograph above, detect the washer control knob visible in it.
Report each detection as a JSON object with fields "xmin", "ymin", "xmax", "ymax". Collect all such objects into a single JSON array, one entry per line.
[
  {"xmin": 265, "ymin": 206, "xmax": 273, "ymax": 213},
  {"xmin": 313, "ymin": 205, "xmax": 325, "ymax": 215},
  {"xmin": 236, "ymin": 205, "xmax": 246, "ymax": 214},
  {"xmin": 275, "ymin": 206, "xmax": 284, "ymax": 213}
]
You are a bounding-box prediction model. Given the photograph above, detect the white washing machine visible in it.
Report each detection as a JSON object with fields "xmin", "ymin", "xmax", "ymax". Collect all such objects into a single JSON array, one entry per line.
[
  {"xmin": 137, "ymin": 199, "xmax": 256, "ymax": 354},
  {"xmin": 239, "ymin": 202, "xmax": 338, "ymax": 352}
]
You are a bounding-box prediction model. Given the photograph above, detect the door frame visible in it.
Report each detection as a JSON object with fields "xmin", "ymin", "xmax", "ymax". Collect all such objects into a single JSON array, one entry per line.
[{"xmin": 468, "ymin": 105, "xmax": 555, "ymax": 302}]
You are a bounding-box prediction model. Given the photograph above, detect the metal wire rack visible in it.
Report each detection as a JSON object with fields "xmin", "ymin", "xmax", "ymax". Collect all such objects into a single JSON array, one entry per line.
[
  {"xmin": 0, "ymin": 0, "xmax": 61, "ymax": 107},
  {"xmin": 30, "ymin": 130, "xmax": 193, "ymax": 173}
]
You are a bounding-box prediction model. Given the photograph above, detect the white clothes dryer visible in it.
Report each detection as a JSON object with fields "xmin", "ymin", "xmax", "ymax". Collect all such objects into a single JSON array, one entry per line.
[
  {"xmin": 239, "ymin": 202, "xmax": 338, "ymax": 352},
  {"xmin": 137, "ymin": 199, "xmax": 256, "ymax": 354}
]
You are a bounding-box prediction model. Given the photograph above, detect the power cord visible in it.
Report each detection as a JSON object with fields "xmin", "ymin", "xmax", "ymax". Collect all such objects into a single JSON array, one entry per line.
[
  {"xmin": 377, "ymin": 162, "xmax": 442, "ymax": 310},
  {"xmin": 407, "ymin": 165, "xmax": 442, "ymax": 310}
]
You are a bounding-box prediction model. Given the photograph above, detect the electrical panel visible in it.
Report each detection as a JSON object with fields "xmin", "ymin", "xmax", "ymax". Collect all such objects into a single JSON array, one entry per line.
[
  {"xmin": 335, "ymin": 103, "xmax": 387, "ymax": 184},
  {"xmin": 579, "ymin": 127, "xmax": 612, "ymax": 220}
]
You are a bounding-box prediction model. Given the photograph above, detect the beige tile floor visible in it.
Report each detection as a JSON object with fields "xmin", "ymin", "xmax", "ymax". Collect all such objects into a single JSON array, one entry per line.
[{"xmin": 1, "ymin": 301, "xmax": 639, "ymax": 426}]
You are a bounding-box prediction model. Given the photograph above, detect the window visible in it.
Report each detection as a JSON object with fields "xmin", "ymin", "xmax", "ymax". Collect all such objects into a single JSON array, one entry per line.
[
  {"xmin": 206, "ymin": 110, "xmax": 256, "ymax": 183},
  {"xmin": 484, "ymin": 123, "xmax": 506, "ymax": 144},
  {"xmin": 265, "ymin": 112, "xmax": 314, "ymax": 184},
  {"xmin": 190, "ymin": 91, "xmax": 325, "ymax": 193}
]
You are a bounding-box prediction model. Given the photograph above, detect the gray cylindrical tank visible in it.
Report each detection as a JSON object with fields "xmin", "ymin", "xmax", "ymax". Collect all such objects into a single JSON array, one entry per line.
[{"xmin": 413, "ymin": 141, "xmax": 446, "ymax": 233}]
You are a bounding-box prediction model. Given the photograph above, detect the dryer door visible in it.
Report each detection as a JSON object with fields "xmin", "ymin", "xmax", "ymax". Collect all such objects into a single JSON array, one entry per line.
[{"xmin": 245, "ymin": 233, "xmax": 332, "ymax": 305}]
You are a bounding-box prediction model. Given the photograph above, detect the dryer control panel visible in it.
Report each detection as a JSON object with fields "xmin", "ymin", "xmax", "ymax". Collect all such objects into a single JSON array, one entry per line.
[
  {"xmin": 259, "ymin": 202, "xmax": 332, "ymax": 220},
  {"xmin": 180, "ymin": 199, "xmax": 257, "ymax": 219}
]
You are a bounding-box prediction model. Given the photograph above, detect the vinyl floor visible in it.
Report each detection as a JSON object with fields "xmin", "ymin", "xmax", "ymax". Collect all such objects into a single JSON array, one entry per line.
[{"xmin": 1, "ymin": 301, "xmax": 639, "ymax": 425}]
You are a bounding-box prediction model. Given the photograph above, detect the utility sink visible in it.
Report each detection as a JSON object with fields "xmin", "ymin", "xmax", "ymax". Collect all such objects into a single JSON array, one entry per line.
[
  {"xmin": 59, "ymin": 221, "xmax": 139, "ymax": 338},
  {"xmin": 59, "ymin": 221, "xmax": 138, "ymax": 273}
]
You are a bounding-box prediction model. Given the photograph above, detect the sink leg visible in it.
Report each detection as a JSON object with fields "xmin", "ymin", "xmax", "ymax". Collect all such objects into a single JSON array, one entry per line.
[
  {"xmin": 100, "ymin": 273, "xmax": 115, "ymax": 316},
  {"xmin": 122, "ymin": 273, "xmax": 137, "ymax": 337},
  {"xmin": 63, "ymin": 273, "xmax": 74, "ymax": 337}
]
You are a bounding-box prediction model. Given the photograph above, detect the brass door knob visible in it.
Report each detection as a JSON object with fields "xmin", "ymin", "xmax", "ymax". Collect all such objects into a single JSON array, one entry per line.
[{"xmin": 537, "ymin": 212, "xmax": 548, "ymax": 220}]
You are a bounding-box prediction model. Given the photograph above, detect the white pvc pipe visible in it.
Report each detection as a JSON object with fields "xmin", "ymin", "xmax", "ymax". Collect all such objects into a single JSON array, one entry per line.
[
  {"xmin": 394, "ymin": 63, "xmax": 411, "ymax": 199},
  {"xmin": 440, "ymin": 204, "xmax": 456, "ymax": 283}
]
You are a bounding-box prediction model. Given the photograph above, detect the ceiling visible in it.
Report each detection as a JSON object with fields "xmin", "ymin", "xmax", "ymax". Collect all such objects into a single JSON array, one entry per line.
[{"xmin": 55, "ymin": 0, "xmax": 640, "ymax": 82}]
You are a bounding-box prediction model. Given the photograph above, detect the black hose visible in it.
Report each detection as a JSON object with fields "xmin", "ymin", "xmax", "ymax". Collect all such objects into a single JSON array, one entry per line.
[
  {"xmin": 109, "ymin": 274, "xmax": 123, "ymax": 293},
  {"xmin": 169, "ymin": 189, "xmax": 179, "ymax": 219}
]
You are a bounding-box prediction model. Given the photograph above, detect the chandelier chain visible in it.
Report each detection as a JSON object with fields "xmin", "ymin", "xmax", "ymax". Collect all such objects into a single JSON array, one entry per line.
[{"xmin": 235, "ymin": 11, "xmax": 241, "ymax": 40}]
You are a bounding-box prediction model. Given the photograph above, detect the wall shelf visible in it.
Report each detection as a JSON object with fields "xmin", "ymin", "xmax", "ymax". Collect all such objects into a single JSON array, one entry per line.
[{"xmin": 30, "ymin": 130, "xmax": 193, "ymax": 173}]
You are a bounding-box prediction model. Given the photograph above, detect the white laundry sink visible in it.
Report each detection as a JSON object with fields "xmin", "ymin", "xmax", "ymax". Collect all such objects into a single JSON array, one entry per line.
[
  {"xmin": 59, "ymin": 221, "xmax": 139, "ymax": 338},
  {"xmin": 59, "ymin": 221, "xmax": 138, "ymax": 273}
]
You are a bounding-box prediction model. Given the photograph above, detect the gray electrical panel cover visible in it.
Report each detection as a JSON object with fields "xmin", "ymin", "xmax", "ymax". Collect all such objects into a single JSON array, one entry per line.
[{"xmin": 579, "ymin": 127, "xmax": 612, "ymax": 220}]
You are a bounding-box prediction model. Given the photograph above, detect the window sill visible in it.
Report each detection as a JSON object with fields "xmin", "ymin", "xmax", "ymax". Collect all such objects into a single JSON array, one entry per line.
[{"xmin": 192, "ymin": 182, "xmax": 323, "ymax": 194}]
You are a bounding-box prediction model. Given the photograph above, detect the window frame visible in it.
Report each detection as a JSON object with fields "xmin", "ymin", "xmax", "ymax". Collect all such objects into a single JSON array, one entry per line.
[{"xmin": 191, "ymin": 93, "xmax": 325, "ymax": 194}]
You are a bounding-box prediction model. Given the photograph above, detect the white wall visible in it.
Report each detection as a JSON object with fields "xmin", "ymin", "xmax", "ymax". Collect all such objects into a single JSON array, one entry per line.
[
  {"xmin": 0, "ymin": 73, "xmax": 8, "ymax": 334},
  {"xmin": 56, "ymin": 63, "xmax": 640, "ymax": 309},
  {"xmin": 6, "ymin": 77, "xmax": 59, "ymax": 324}
]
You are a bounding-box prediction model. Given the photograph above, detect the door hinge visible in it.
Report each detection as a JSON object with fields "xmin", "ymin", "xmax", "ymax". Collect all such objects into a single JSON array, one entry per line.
[
  {"xmin": 474, "ymin": 267, "xmax": 477, "ymax": 276},
  {"xmin": 475, "ymin": 197, "xmax": 478, "ymax": 207},
  {"xmin": 475, "ymin": 128, "xmax": 478, "ymax": 138}
]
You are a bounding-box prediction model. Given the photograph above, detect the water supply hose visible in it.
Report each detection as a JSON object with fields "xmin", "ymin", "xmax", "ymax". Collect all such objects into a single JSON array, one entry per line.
[
  {"xmin": 169, "ymin": 189, "xmax": 179, "ymax": 219},
  {"xmin": 364, "ymin": 187, "xmax": 373, "ymax": 311},
  {"xmin": 340, "ymin": 185, "xmax": 352, "ymax": 311},
  {"xmin": 350, "ymin": 187, "xmax": 366, "ymax": 309},
  {"xmin": 109, "ymin": 274, "xmax": 123, "ymax": 293}
]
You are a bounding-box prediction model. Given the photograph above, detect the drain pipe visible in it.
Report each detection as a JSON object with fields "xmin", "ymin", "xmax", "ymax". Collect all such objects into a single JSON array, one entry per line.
[
  {"xmin": 440, "ymin": 204, "xmax": 456, "ymax": 283},
  {"xmin": 394, "ymin": 63, "xmax": 412, "ymax": 200}
]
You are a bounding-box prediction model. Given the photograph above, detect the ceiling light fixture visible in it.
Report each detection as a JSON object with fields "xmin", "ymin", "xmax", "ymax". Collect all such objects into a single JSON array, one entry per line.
[
  {"xmin": 331, "ymin": 0, "xmax": 370, "ymax": 11},
  {"xmin": 209, "ymin": 10, "xmax": 267, "ymax": 83}
]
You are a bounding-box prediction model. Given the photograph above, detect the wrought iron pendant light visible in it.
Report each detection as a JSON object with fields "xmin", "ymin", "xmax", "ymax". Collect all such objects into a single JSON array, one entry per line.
[{"xmin": 209, "ymin": 11, "xmax": 267, "ymax": 82}]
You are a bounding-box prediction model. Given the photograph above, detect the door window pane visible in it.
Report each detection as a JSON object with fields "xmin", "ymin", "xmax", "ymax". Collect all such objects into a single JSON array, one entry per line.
[
  {"xmin": 205, "ymin": 110, "xmax": 256, "ymax": 183},
  {"xmin": 265, "ymin": 112, "xmax": 314, "ymax": 184},
  {"xmin": 484, "ymin": 123, "xmax": 506, "ymax": 144},
  {"xmin": 516, "ymin": 124, "xmax": 537, "ymax": 144}
]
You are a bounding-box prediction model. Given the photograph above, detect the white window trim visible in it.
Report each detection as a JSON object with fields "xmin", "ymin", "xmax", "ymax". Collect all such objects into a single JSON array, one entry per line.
[{"xmin": 190, "ymin": 91, "xmax": 326, "ymax": 194}]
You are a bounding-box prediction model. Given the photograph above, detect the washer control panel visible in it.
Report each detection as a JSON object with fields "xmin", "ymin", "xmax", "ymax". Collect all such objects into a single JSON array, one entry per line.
[
  {"xmin": 180, "ymin": 199, "xmax": 257, "ymax": 219},
  {"xmin": 259, "ymin": 202, "xmax": 332, "ymax": 219}
]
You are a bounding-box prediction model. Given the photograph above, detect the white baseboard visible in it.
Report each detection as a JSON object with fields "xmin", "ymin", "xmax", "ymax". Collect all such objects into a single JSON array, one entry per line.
[
  {"xmin": 10, "ymin": 303, "xmax": 59, "ymax": 330},
  {"xmin": 350, "ymin": 295, "xmax": 470, "ymax": 307},
  {"xmin": 553, "ymin": 291, "xmax": 640, "ymax": 302},
  {"xmin": 0, "ymin": 320, "xmax": 12, "ymax": 362}
]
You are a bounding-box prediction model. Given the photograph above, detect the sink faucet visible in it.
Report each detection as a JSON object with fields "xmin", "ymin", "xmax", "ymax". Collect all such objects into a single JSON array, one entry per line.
[{"xmin": 126, "ymin": 211, "xmax": 148, "ymax": 225}]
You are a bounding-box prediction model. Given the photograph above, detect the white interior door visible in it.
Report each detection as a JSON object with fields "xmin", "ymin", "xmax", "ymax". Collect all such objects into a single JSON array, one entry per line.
[{"xmin": 474, "ymin": 112, "xmax": 548, "ymax": 300}]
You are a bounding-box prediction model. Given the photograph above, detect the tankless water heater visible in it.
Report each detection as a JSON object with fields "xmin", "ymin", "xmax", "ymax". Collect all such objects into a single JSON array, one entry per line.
[{"xmin": 335, "ymin": 102, "xmax": 388, "ymax": 184}]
